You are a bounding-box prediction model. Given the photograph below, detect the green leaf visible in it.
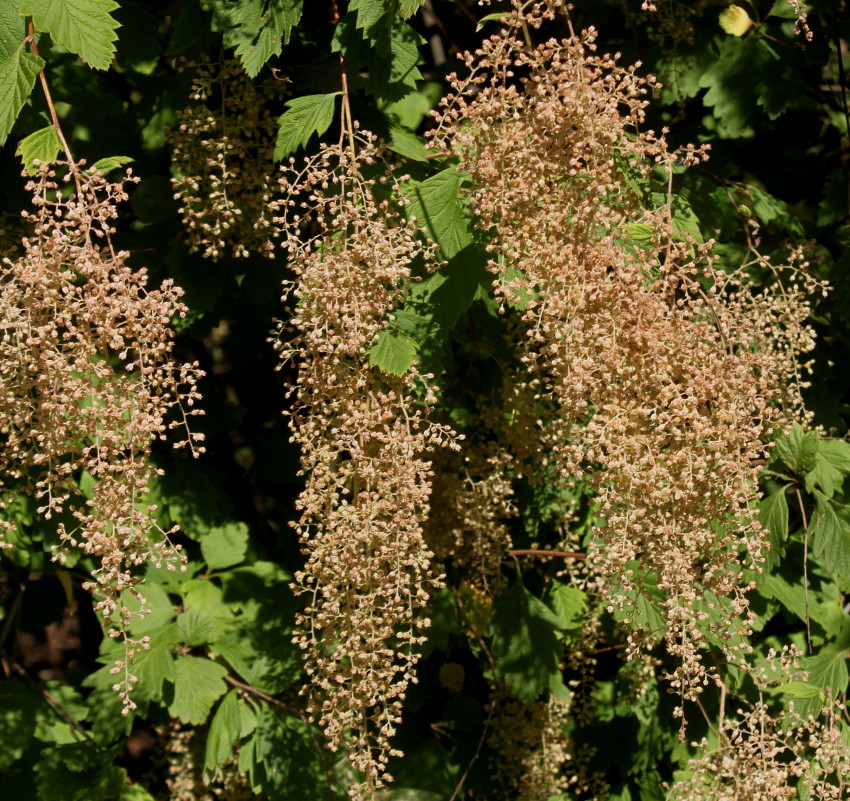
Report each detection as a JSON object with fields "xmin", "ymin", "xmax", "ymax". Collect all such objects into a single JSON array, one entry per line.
[
  {"xmin": 806, "ymin": 439, "xmax": 850, "ymax": 498},
  {"xmin": 20, "ymin": 0, "xmax": 120, "ymax": 71},
  {"xmin": 0, "ymin": 683, "xmax": 41, "ymax": 769},
  {"xmin": 801, "ymin": 646, "xmax": 849, "ymax": 698},
  {"xmin": 34, "ymin": 742, "xmax": 124, "ymax": 801},
  {"xmin": 183, "ymin": 578, "xmax": 234, "ymax": 619},
  {"xmin": 622, "ymin": 222, "xmax": 656, "ymax": 243},
  {"xmin": 548, "ymin": 581, "xmax": 586, "ymax": 633},
  {"xmin": 16, "ymin": 124, "xmax": 61, "ymax": 173},
  {"xmin": 175, "ymin": 608, "xmax": 229, "ymax": 646},
  {"xmin": 332, "ymin": 10, "xmax": 425, "ymax": 102},
  {"xmin": 476, "ymin": 12, "xmax": 510, "ymax": 31},
  {"xmin": 811, "ymin": 490, "xmax": 850, "ymax": 580},
  {"xmin": 132, "ymin": 626, "xmax": 178, "ymax": 702},
  {"xmin": 274, "ymin": 92, "xmax": 337, "ymax": 160},
  {"xmin": 200, "ymin": 521, "xmax": 249, "ymax": 570},
  {"xmin": 240, "ymin": 708, "xmax": 327, "ymax": 798},
  {"xmin": 365, "ymin": 21, "xmax": 425, "ymax": 99},
  {"xmin": 0, "ymin": 4, "xmax": 26, "ymax": 63},
  {"xmin": 699, "ymin": 36, "xmax": 771, "ymax": 138},
  {"xmin": 405, "ymin": 167, "xmax": 471, "ymax": 259},
  {"xmin": 398, "ymin": 0, "xmax": 425, "ymax": 18},
  {"xmin": 369, "ymin": 330, "xmax": 417, "ymax": 375},
  {"xmin": 349, "ymin": 0, "xmax": 392, "ymax": 50},
  {"xmin": 204, "ymin": 689, "xmax": 242, "ymax": 772},
  {"xmin": 168, "ymin": 656, "xmax": 229, "ymax": 725},
  {"xmin": 773, "ymin": 423, "xmax": 819, "ymax": 475},
  {"xmin": 768, "ymin": 0, "xmax": 809, "ymax": 19},
  {"xmin": 611, "ymin": 568, "xmax": 667, "ymax": 637},
  {"xmin": 124, "ymin": 580, "xmax": 176, "ymax": 635},
  {"xmin": 760, "ymin": 573, "xmax": 808, "ymax": 624},
  {"xmin": 488, "ymin": 579, "xmax": 564, "ymax": 702},
  {"xmin": 217, "ymin": 0, "xmax": 305, "ymax": 78},
  {"xmin": 758, "ymin": 486, "xmax": 788, "ymax": 570},
  {"xmin": 0, "ymin": 47, "xmax": 43, "ymax": 146},
  {"xmin": 743, "ymin": 184, "xmax": 805, "ymax": 235},
  {"xmin": 386, "ymin": 122, "xmax": 427, "ymax": 161},
  {"xmin": 90, "ymin": 155, "xmax": 133, "ymax": 174},
  {"xmin": 774, "ymin": 681, "xmax": 824, "ymax": 700}
]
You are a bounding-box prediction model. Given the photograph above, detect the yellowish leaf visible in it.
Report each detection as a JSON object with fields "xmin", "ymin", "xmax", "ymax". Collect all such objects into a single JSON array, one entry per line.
[{"xmin": 719, "ymin": 5, "xmax": 755, "ymax": 36}]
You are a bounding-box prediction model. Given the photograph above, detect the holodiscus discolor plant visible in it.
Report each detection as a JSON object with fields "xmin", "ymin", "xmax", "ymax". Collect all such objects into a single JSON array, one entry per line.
[{"xmin": 1, "ymin": 1, "xmax": 849, "ymax": 799}]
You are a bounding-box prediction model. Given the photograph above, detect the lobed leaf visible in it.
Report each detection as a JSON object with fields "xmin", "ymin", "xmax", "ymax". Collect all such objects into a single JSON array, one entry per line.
[
  {"xmin": 758, "ymin": 486, "xmax": 788, "ymax": 570},
  {"xmin": 0, "ymin": 46, "xmax": 42, "ymax": 146},
  {"xmin": 16, "ymin": 124, "xmax": 61, "ymax": 173},
  {"xmin": 233, "ymin": 0, "xmax": 304, "ymax": 77},
  {"xmin": 274, "ymin": 92, "xmax": 337, "ymax": 160},
  {"xmin": 369, "ymin": 330, "xmax": 418, "ymax": 375},
  {"xmin": 811, "ymin": 490, "xmax": 850, "ymax": 580},
  {"xmin": 20, "ymin": 0, "xmax": 120, "ymax": 71},
  {"xmin": 204, "ymin": 689, "xmax": 242, "ymax": 772},
  {"xmin": 200, "ymin": 521, "xmax": 250, "ymax": 570},
  {"xmin": 168, "ymin": 656, "xmax": 229, "ymax": 725},
  {"xmin": 488, "ymin": 579, "xmax": 564, "ymax": 702}
]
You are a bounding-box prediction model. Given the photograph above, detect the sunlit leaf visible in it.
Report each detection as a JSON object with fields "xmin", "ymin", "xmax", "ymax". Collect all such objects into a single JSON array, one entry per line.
[{"xmin": 719, "ymin": 5, "xmax": 755, "ymax": 36}]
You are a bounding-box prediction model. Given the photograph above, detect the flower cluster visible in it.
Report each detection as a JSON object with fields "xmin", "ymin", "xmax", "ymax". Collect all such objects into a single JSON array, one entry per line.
[
  {"xmin": 669, "ymin": 648, "xmax": 850, "ymax": 800},
  {"xmin": 431, "ymin": 0, "xmax": 818, "ymax": 702},
  {"xmin": 169, "ymin": 59, "xmax": 280, "ymax": 260},
  {"xmin": 488, "ymin": 694, "xmax": 607, "ymax": 800},
  {"xmin": 274, "ymin": 135, "xmax": 456, "ymax": 796},
  {"xmin": 427, "ymin": 436, "xmax": 516, "ymax": 586},
  {"xmin": 0, "ymin": 163, "xmax": 204, "ymax": 706}
]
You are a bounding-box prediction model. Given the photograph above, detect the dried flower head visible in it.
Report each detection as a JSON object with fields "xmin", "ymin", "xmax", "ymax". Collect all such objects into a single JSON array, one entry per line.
[
  {"xmin": 431, "ymin": 0, "xmax": 818, "ymax": 704},
  {"xmin": 169, "ymin": 58, "xmax": 280, "ymax": 260},
  {"xmin": 669, "ymin": 647, "xmax": 850, "ymax": 800},
  {"xmin": 0, "ymin": 162, "xmax": 204, "ymax": 707},
  {"xmin": 273, "ymin": 134, "xmax": 457, "ymax": 796}
]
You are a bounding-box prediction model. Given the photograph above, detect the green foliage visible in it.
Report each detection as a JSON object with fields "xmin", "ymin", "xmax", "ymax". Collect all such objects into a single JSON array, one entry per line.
[
  {"xmin": 15, "ymin": 123, "xmax": 60, "ymax": 171},
  {"xmin": 0, "ymin": 45, "xmax": 42, "ymax": 145},
  {"xmin": 487, "ymin": 578, "xmax": 565, "ymax": 702},
  {"xmin": 20, "ymin": 0, "xmax": 120, "ymax": 71},
  {"xmin": 206, "ymin": 0, "xmax": 304, "ymax": 77},
  {"xmin": 1, "ymin": 1, "xmax": 849, "ymax": 799},
  {"xmin": 274, "ymin": 92, "xmax": 338, "ymax": 159},
  {"xmin": 168, "ymin": 656, "xmax": 229, "ymax": 725}
]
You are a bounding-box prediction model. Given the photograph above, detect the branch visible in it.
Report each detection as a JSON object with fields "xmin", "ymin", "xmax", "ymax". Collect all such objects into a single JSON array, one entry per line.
[
  {"xmin": 509, "ymin": 549, "xmax": 586, "ymax": 559},
  {"xmin": 27, "ymin": 19, "xmax": 75, "ymax": 168}
]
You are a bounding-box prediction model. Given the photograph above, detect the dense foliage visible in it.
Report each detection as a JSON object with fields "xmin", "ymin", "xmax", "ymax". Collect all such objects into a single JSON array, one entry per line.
[{"xmin": 1, "ymin": 1, "xmax": 849, "ymax": 799}]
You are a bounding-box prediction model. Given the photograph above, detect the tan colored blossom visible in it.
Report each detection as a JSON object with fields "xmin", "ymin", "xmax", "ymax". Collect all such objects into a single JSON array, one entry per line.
[
  {"xmin": 0, "ymin": 163, "xmax": 204, "ymax": 708},
  {"xmin": 273, "ymin": 134, "xmax": 457, "ymax": 796}
]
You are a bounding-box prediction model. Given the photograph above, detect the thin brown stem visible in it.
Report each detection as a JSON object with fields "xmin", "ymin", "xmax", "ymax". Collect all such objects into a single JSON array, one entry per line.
[
  {"xmin": 509, "ymin": 548, "xmax": 586, "ymax": 559},
  {"xmin": 0, "ymin": 655, "xmax": 90, "ymax": 740},
  {"xmin": 27, "ymin": 20, "xmax": 75, "ymax": 168},
  {"xmin": 330, "ymin": 0, "xmax": 356, "ymax": 161}
]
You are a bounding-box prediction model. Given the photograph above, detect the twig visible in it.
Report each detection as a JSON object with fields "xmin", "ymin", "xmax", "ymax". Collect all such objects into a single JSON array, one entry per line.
[
  {"xmin": 27, "ymin": 20, "xmax": 75, "ymax": 168},
  {"xmin": 0, "ymin": 655, "xmax": 90, "ymax": 740},
  {"xmin": 509, "ymin": 549, "xmax": 586, "ymax": 559}
]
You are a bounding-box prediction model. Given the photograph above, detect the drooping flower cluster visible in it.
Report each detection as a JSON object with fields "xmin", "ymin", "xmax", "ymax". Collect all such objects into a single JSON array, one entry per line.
[
  {"xmin": 274, "ymin": 135, "xmax": 456, "ymax": 796},
  {"xmin": 669, "ymin": 647, "xmax": 850, "ymax": 800},
  {"xmin": 0, "ymin": 163, "xmax": 204, "ymax": 704},
  {"xmin": 169, "ymin": 58, "xmax": 279, "ymax": 260},
  {"xmin": 426, "ymin": 436, "xmax": 516, "ymax": 586},
  {"xmin": 487, "ymin": 694, "xmax": 607, "ymax": 800},
  {"xmin": 431, "ymin": 1, "xmax": 819, "ymax": 699}
]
